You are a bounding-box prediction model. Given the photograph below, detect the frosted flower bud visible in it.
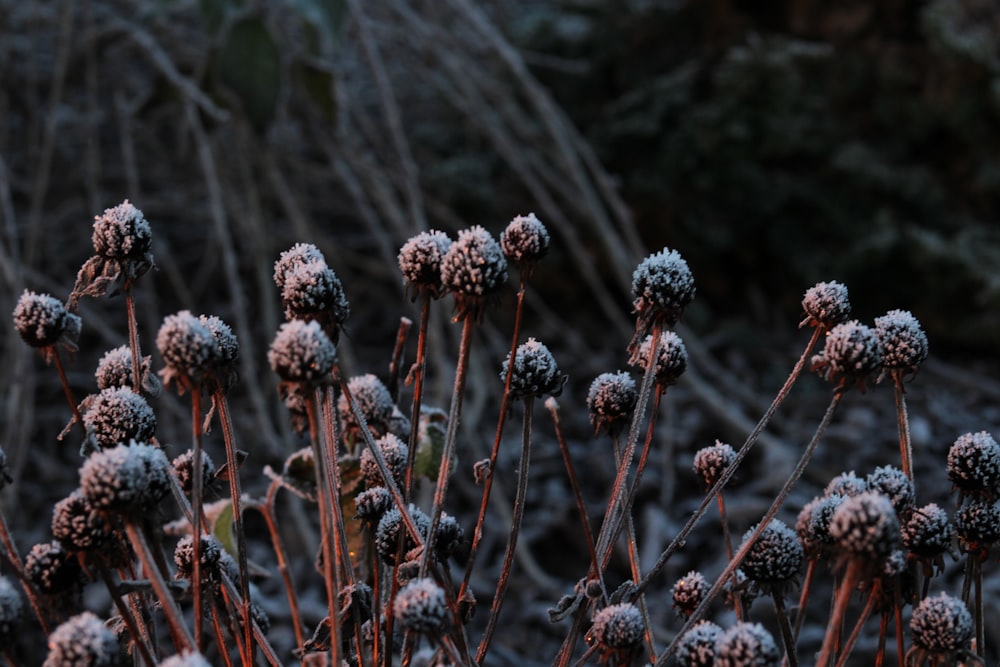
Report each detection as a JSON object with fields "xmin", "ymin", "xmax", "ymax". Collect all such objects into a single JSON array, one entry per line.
[
  {"xmin": 740, "ymin": 520, "xmax": 803, "ymax": 592},
  {"xmin": 440, "ymin": 226, "xmax": 508, "ymax": 322},
  {"xmin": 631, "ymin": 247, "xmax": 695, "ymax": 330},
  {"xmin": 693, "ymin": 441, "xmax": 736, "ymax": 490},
  {"xmin": 281, "ymin": 260, "xmax": 350, "ymax": 342},
  {"xmin": 92, "ymin": 200, "xmax": 151, "ymax": 262},
  {"xmin": 903, "ymin": 504, "xmax": 953, "ymax": 559},
  {"xmin": 910, "ymin": 592, "xmax": 973, "ymax": 654},
  {"xmin": 800, "ymin": 281, "xmax": 850, "ymax": 329},
  {"xmin": 43, "ymin": 612, "xmax": 119, "ymax": 667},
  {"xmin": 824, "ymin": 471, "xmax": 868, "ymax": 498},
  {"xmin": 157, "ymin": 310, "xmax": 220, "ymax": 389},
  {"xmin": 435, "ymin": 513, "xmax": 464, "ymax": 562},
  {"xmin": 875, "ymin": 309, "xmax": 928, "ymax": 377},
  {"xmin": 810, "ymin": 320, "xmax": 883, "ymax": 389},
  {"xmin": 80, "ymin": 442, "xmax": 170, "ymax": 513},
  {"xmin": 174, "ymin": 534, "xmax": 223, "ymax": 583},
  {"xmin": 52, "ymin": 490, "xmax": 113, "ymax": 553},
  {"xmin": 12, "ymin": 290, "xmax": 81, "ymax": 350},
  {"xmin": 393, "ymin": 578, "xmax": 448, "ymax": 633},
  {"xmin": 83, "ymin": 387, "xmax": 156, "ymax": 451},
  {"xmin": 672, "ymin": 570, "xmax": 709, "ymax": 618},
  {"xmin": 375, "ymin": 504, "xmax": 430, "ymax": 564},
  {"xmin": 26, "ymin": 540, "xmax": 84, "ymax": 597},
  {"xmin": 95, "ymin": 345, "xmax": 155, "ymax": 393},
  {"xmin": 866, "ymin": 465, "xmax": 915, "ymax": 516},
  {"xmin": 795, "ymin": 494, "xmax": 844, "ymax": 557},
  {"xmin": 955, "ymin": 500, "xmax": 1000, "ymax": 555},
  {"xmin": 398, "ymin": 230, "xmax": 452, "ymax": 299},
  {"xmin": 587, "ymin": 371, "xmax": 637, "ymax": 436},
  {"xmin": 947, "ymin": 431, "xmax": 1000, "ymax": 499},
  {"xmin": 198, "ymin": 315, "xmax": 239, "ymax": 391},
  {"xmin": 633, "ymin": 331, "xmax": 688, "ymax": 386},
  {"xmin": 0, "ymin": 576, "xmax": 22, "ymax": 645},
  {"xmin": 355, "ymin": 486, "xmax": 392, "ymax": 526},
  {"xmin": 829, "ymin": 492, "xmax": 901, "ymax": 563},
  {"xmin": 338, "ymin": 374, "xmax": 395, "ymax": 438},
  {"xmin": 361, "ymin": 434, "xmax": 409, "ymax": 489},
  {"xmin": 713, "ymin": 622, "xmax": 780, "ymax": 667},
  {"xmin": 273, "ymin": 243, "xmax": 326, "ymax": 291},
  {"xmin": 500, "ymin": 337, "xmax": 565, "ymax": 400},
  {"xmin": 500, "ymin": 213, "xmax": 550, "ymax": 272},
  {"xmin": 268, "ymin": 320, "xmax": 336, "ymax": 385},
  {"xmin": 675, "ymin": 620, "xmax": 722, "ymax": 667},
  {"xmin": 172, "ymin": 449, "xmax": 217, "ymax": 496},
  {"xmin": 158, "ymin": 652, "xmax": 212, "ymax": 667},
  {"xmin": 589, "ymin": 603, "xmax": 644, "ymax": 650}
]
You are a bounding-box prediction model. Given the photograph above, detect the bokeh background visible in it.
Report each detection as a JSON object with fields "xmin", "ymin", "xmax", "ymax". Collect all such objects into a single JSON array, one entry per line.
[{"xmin": 2, "ymin": 0, "xmax": 1000, "ymax": 664}]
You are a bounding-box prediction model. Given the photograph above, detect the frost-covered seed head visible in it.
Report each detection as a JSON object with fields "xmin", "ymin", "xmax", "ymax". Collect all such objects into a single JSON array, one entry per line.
[
  {"xmin": 824, "ymin": 471, "xmax": 868, "ymax": 498},
  {"xmin": 198, "ymin": 315, "xmax": 240, "ymax": 391},
  {"xmin": 25, "ymin": 540, "xmax": 83, "ymax": 596},
  {"xmin": 12, "ymin": 290, "xmax": 80, "ymax": 349},
  {"xmin": 281, "ymin": 260, "xmax": 350, "ymax": 341},
  {"xmin": 713, "ymin": 622, "xmax": 780, "ymax": 667},
  {"xmin": 796, "ymin": 494, "xmax": 845, "ymax": 557},
  {"xmin": 590, "ymin": 603, "xmax": 644, "ymax": 650},
  {"xmin": 80, "ymin": 442, "xmax": 170, "ymax": 513},
  {"xmin": 157, "ymin": 652, "xmax": 212, "ymax": 667},
  {"xmin": 360, "ymin": 434, "xmax": 409, "ymax": 489},
  {"xmin": 866, "ymin": 465, "xmax": 915, "ymax": 516},
  {"xmin": 801, "ymin": 281, "xmax": 850, "ymax": 330},
  {"xmin": 500, "ymin": 213, "xmax": 550, "ymax": 270},
  {"xmin": 586, "ymin": 371, "xmax": 637, "ymax": 436},
  {"xmin": 631, "ymin": 248, "xmax": 696, "ymax": 330},
  {"xmin": 268, "ymin": 320, "xmax": 336, "ymax": 385},
  {"xmin": 0, "ymin": 576, "xmax": 23, "ymax": 642},
  {"xmin": 173, "ymin": 534, "xmax": 223, "ymax": 582},
  {"xmin": 95, "ymin": 345, "xmax": 153, "ymax": 392},
  {"xmin": 435, "ymin": 513, "xmax": 464, "ymax": 562},
  {"xmin": 398, "ymin": 231, "xmax": 452, "ymax": 298},
  {"xmin": 92, "ymin": 200, "xmax": 151, "ymax": 262},
  {"xmin": 693, "ymin": 441, "xmax": 736, "ymax": 490},
  {"xmin": 52, "ymin": 490, "xmax": 112, "ymax": 553},
  {"xmin": 83, "ymin": 387, "xmax": 156, "ymax": 450},
  {"xmin": 375, "ymin": 505, "xmax": 430, "ymax": 563},
  {"xmin": 634, "ymin": 331, "xmax": 688, "ymax": 386},
  {"xmin": 810, "ymin": 320, "xmax": 883, "ymax": 387},
  {"xmin": 829, "ymin": 492, "xmax": 901, "ymax": 563},
  {"xmin": 910, "ymin": 592, "xmax": 973, "ymax": 653},
  {"xmin": 355, "ymin": 486, "xmax": 392, "ymax": 526},
  {"xmin": 672, "ymin": 570, "xmax": 709, "ymax": 618},
  {"xmin": 393, "ymin": 578, "xmax": 448, "ymax": 633},
  {"xmin": 875, "ymin": 309, "xmax": 928, "ymax": 376},
  {"xmin": 43, "ymin": 612, "xmax": 119, "ymax": 667},
  {"xmin": 675, "ymin": 621, "xmax": 722, "ymax": 667},
  {"xmin": 338, "ymin": 374, "xmax": 395, "ymax": 438},
  {"xmin": 902, "ymin": 504, "xmax": 953, "ymax": 559},
  {"xmin": 440, "ymin": 226, "xmax": 508, "ymax": 321},
  {"xmin": 156, "ymin": 311, "xmax": 220, "ymax": 388},
  {"xmin": 501, "ymin": 338, "xmax": 565, "ymax": 400},
  {"xmin": 274, "ymin": 243, "xmax": 326, "ymax": 291},
  {"xmin": 740, "ymin": 520, "xmax": 803, "ymax": 589},
  {"xmin": 172, "ymin": 449, "xmax": 217, "ymax": 496},
  {"xmin": 954, "ymin": 500, "xmax": 1000, "ymax": 554},
  {"xmin": 947, "ymin": 431, "xmax": 1000, "ymax": 498}
]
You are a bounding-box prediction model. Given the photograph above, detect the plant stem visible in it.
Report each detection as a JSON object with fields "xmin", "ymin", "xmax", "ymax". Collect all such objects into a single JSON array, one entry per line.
[
  {"xmin": 794, "ymin": 559, "xmax": 818, "ymax": 641},
  {"xmin": 773, "ymin": 593, "xmax": 798, "ymax": 667},
  {"xmin": 52, "ymin": 349, "xmax": 84, "ymax": 437},
  {"xmin": 386, "ymin": 316, "xmax": 411, "ymax": 403},
  {"xmin": 124, "ymin": 287, "xmax": 143, "ymax": 391},
  {"xmin": 891, "ymin": 373, "xmax": 914, "ymax": 483},
  {"xmin": 817, "ymin": 560, "xmax": 864, "ymax": 667},
  {"xmin": 833, "ymin": 580, "xmax": 878, "ymax": 667},
  {"xmin": 98, "ymin": 564, "xmax": 157, "ymax": 667},
  {"xmin": 0, "ymin": 510, "xmax": 51, "ymax": 634},
  {"xmin": 402, "ymin": 295, "xmax": 431, "ymax": 498},
  {"xmin": 189, "ymin": 387, "xmax": 205, "ymax": 652}
]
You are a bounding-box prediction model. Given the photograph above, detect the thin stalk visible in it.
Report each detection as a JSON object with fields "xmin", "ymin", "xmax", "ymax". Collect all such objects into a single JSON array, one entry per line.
[
  {"xmin": 638, "ymin": 328, "xmax": 822, "ymax": 592},
  {"xmin": 0, "ymin": 511, "xmax": 51, "ymax": 634},
  {"xmin": 209, "ymin": 602, "xmax": 236, "ymax": 667},
  {"xmin": 124, "ymin": 287, "xmax": 143, "ymax": 391},
  {"xmin": 793, "ymin": 559, "xmax": 819, "ymax": 641},
  {"xmin": 386, "ymin": 316, "xmax": 412, "ymax": 403},
  {"xmin": 833, "ymin": 580, "xmax": 879, "ymax": 667},
  {"xmin": 218, "ymin": 569, "xmax": 283, "ymax": 667},
  {"xmin": 52, "ymin": 349, "xmax": 84, "ymax": 436},
  {"xmin": 816, "ymin": 560, "xmax": 864, "ymax": 667},
  {"xmin": 974, "ymin": 555, "xmax": 984, "ymax": 659},
  {"xmin": 773, "ymin": 593, "xmax": 798, "ymax": 667},
  {"xmin": 655, "ymin": 388, "xmax": 844, "ymax": 665},
  {"xmin": 717, "ymin": 493, "xmax": 742, "ymax": 621},
  {"xmin": 891, "ymin": 374, "xmax": 914, "ymax": 483},
  {"xmin": 875, "ymin": 610, "xmax": 889, "ymax": 667},
  {"xmin": 97, "ymin": 564, "xmax": 157, "ymax": 667},
  {"xmin": 402, "ymin": 295, "xmax": 431, "ymax": 498},
  {"xmin": 476, "ymin": 396, "xmax": 534, "ymax": 663},
  {"xmin": 189, "ymin": 387, "xmax": 205, "ymax": 652},
  {"xmin": 894, "ymin": 593, "xmax": 905, "ymax": 667}
]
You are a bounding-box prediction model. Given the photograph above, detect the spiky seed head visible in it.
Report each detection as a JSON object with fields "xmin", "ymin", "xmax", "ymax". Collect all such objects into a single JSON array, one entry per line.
[
  {"xmin": 25, "ymin": 540, "xmax": 84, "ymax": 597},
  {"xmin": 713, "ymin": 622, "xmax": 780, "ymax": 667},
  {"xmin": 13, "ymin": 290, "xmax": 81, "ymax": 350},
  {"xmin": 156, "ymin": 310, "xmax": 220, "ymax": 389},
  {"xmin": 795, "ymin": 494, "xmax": 845, "ymax": 557},
  {"xmin": 80, "ymin": 441, "xmax": 170, "ymax": 514},
  {"xmin": 672, "ymin": 570, "xmax": 709, "ymax": 618},
  {"xmin": 52, "ymin": 490, "xmax": 112, "ymax": 553},
  {"xmin": 693, "ymin": 441, "xmax": 736, "ymax": 490},
  {"xmin": 95, "ymin": 345, "xmax": 155, "ymax": 393},
  {"xmin": 866, "ymin": 465, "xmax": 915, "ymax": 516},
  {"xmin": 947, "ymin": 431, "xmax": 1000, "ymax": 499},
  {"xmin": 173, "ymin": 534, "xmax": 223, "ymax": 583},
  {"xmin": 829, "ymin": 492, "xmax": 901, "ymax": 564},
  {"xmin": 273, "ymin": 243, "xmax": 326, "ymax": 291},
  {"xmin": 631, "ymin": 247, "xmax": 695, "ymax": 329},
  {"xmin": 338, "ymin": 374, "xmax": 395, "ymax": 438},
  {"xmin": 633, "ymin": 331, "xmax": 688, "ymax": 386},
  {"xmin": 268, "ymin": 320, "xmax": 336, "ymax": 385},
  {"xmin": 92, "ymin": 200, "xmax": 151, "ymax": 262},
  {"xmin": 910, "ymin": 592, "xmax": 973, "ymax": 653},
  {"xmin": 157, "ymin": 652, "xmax": 212, "ymax": 667},
  {"xmin": 810, "ymin": 320, "xmax": 883, "ymax": 388},
  {"xmin": 393, "ymin": 578, "xmax": 448, "ymax": 633},
  {"xmin": 0, "ymin": 576, "xmax": 23, "ymax": 643},
  {"xmin": 43, "ymin": 612, "xmax": 120, "ymax": 667},
  {"xmin": 374, "ymin": 504, "xmax": 430, "ymax": 564},
  {"xmin": 954, "ymin": 500, "xmax": 1000, "ymax": 554},
  {"xmin": 675, "ymin": 621, "xmax": 722, "ymax": 667},
  {"xmin": 500, "ymin": 337, "xmax": 565, "ymax": 400},
  {"xmin": 740, "ymin": 520, "xmax": 803, "ymax": 591},
  {"xmin": 586, "ymin": 371, "xmax": 637, "ymax": 436},
  {"xmin": 824, "ymin": 471, "xmax": 868, "ymax": 498},
  {"xmin": 875, "ymin": 309, "xmax": 928, "ymax": 377},
  {"xmin": 398, "ymin": 231, "xmax": 452, "ymax": 299},
  {"xmin": 590, "ymin": 603, "xmax": 644, "ymax": 650},
  {"xmin": 902, "ymin": 503, "xmax": 953, "ymax": 559},
  {"xmin": 500, "ymin": 213, "xmax": 550, "ymax": 271},
  {"xmin": 360, "ymin": 434, "xmax": 409, "ymax": 489},
  {"xmin": 171, "ymin": 449, "xmax": 217, "ymax": 496},
  {"xmin": 198, "ymin": 314, "xmax": 240, "ymax": 391},
  {"xmin": 440, "ymin": 225, "xmax": 508, "ymax": 322},
  {"xmin": 281, "ymin": 260, "xmax": 350, "ymax": 342},
  {"xmin": 800, "ymin": 281, "xmax": 850, "ymax": 330},
  {"xmin": 83, "ymin": 387, "xmax": 156, "ymax": 451},
  {"xmin": 355, "ymin": 486, "xmax": 392, "ymax": 526},
  {"xmin": 435, "ymin": 513, "xmax": 464, "ymax": 561}
]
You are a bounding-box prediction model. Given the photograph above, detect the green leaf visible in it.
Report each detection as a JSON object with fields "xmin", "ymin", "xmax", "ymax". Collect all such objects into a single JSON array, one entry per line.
[
  {"xmin": 217, "ymin": 16, "xmax": 281, "ymax": 134},
  {"xmin": 413, "ymin": 406, "xmax": 448, "ymax": 481},
  {"xmin": 211, "ymin": 502, "xmax": 237, "ymax": 556},
  {"xmin": 289, "ymin": 0, "xmax": 346, "ymax": 54}
]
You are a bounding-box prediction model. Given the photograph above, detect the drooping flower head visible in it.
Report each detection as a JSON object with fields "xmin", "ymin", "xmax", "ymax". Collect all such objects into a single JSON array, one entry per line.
[
  {"xmin": 70, "ymin": 199, "xmax": 155, "ymax": 307},
  {"xmin": 587, "ymin": 371, "xmax": 637, "ymax": 436},
  {"xmin": 500, "ymin": 337, "xmax": 566, "ymax": 401},
  {"xmin": 629, "ymin": 247, "xmax": 695, "ymax": 353},
  {"xmin": 12, "ymin": 290, "xmax": 81, "ymax": 361},
  {"xmin": 810, "ymin": 320, "xmax": 883, "ymax": 390},
  {"xmin": 440, "ymin": 225, "xmax": 508, "ymax": 322},
  {"xmin": 398, "ymin": 230, "xmax": 452, "ymax": 300},
  {"xmin": 800, "ymin": 281, "xmax": 850, "ymax": 330},
  {"xmin": 500, "ymin": 213, "xmax": 550, "ymax": 277}
]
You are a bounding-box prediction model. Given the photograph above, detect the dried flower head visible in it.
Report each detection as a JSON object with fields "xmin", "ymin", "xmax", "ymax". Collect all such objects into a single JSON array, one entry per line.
[
  {"xmin": 713, "ymin": 621, "xmax": 780, "ymax": 667},
  {"xmin": 693, "ymin": 441, "xmax": 737, "ymax": 490},
  {"xmin": 174, "ymin": 534, "xmax": 224, "ymax": 583},
  {"xmin": 268, "ymin": 320, "xmax": 336, "ymax": 385},
  {"xmin": 393, "ymin": 577, "xmax": 448, "ymax": 633},
  {"xmin": 633, "ymin": 331, "xmax": 688, "ymax": 386},
  {"xmin": 500, "ymin": 213, "xmax": 550, "ymax": 274},
  {"xmin": 281, "ymin": 260, "xmax": 350, "ymax": 343},
  {"xmin": 909, "ymin": 592, "xmax": 973, "ymax": 654},
  {"xmin": 355, "ymin": 486, "xmax": 392, "ymax": 527},
  {"xmin": 95, "ymin": 345, "xmax": 157, "ymax": 394},
  {"xmin": 82, "ymin": 387, "xmax": 156, "ymax": 452},
  {"xmin": 440, "ymin": 225, "xmax": 508, "ymax": 322},
  {"xmin": 172, "ymin": 449, "xmax": 218, "ymax": 496},
  {"xmin": 52, "ymin": 490, "xmax": 114, "ymax": 553},
  {"xmin": 586, "ymin": 371, "xmax": 637, "ymax": 436},
  {"xmin": 156, "ymin": 311, "xmax": 220, "ymax": 391},
  {"xmin": 824, "ymin": 471, "xmax": 868, "ymax": 498},
  {"xmin": 374, "ymin": 504, "xmax": 430, "ymax": 564},
  {"xmin": 198, "ymin": 314, "xmax": 240, "ymax": 392},
  {"xmin": 675, "ymin": 621, "xmax": 722, "ymax": 667},
  {"xmin": 500, "ymin": 337, "xmax": 565, "ymax": 400},
  {"xmin": 947, "ymin": 431, "xmax": 1000, "ymax": 500},
  {"xmin": 903, "ymin": 503, "xmax": 953, "ymax": 562},
  {"xmin": 589, "ymin": 602, "xmax": 645, "ymax": 652},
  {"xmin": 43, "ymin": 611, "xmax": 120, "ymax": 667},
  {"xmin": 866, "ymin": 465, "xmax": 915, "ymax": 517},
  {"xmin": 672, "ymin": 570, "xmax": 709, "ymax": 618},
  {"xmin": 338, "ymin": 374, "xmax": 395, "ymax": 440},
  {"xmin": 274, "ymin": 243, "xmax": 326, "ymax": 291},
  {"xmin": 631, "ymin": 247, "xmax": 695, "ymax": 329},
  {"xmin": 12, "ymin": 290, "xmax": 81, "ymax": 356},
  {"xmin": 810, "ymin": 320, "xmax": 883, "ymax": 389},
  {"xmin": 398, "ymin": 230, "xmax": 452, "ymax": 299},
  {"xmin": 829, "ymin": 492, "xmax": 901, "ymax": 565},
  {"xmin": 157, "ymin": 652, "xmax": 212, "ymax": 667},
  {"xmin": 360, "ymin": 434, "xmax": 409, "ymax": 489},
  {"xmin": 80, "ymin": 441, "xmax": 171, "ymax": 514},
  {"xmin": 434, "ymin": 512, "xmax": 465, "ymax": 562},
  {"xmin": 740, "ymin": 520, "xmax": 804, "ymax": 594},
  {"xmin": 795, "ymin": 494, "xmax": 845, "ymax": 558},
  {"xmin": 25, "ymin": 540, "xmax": 84, "ymax": 597},
  {"xmin": 70, "ymin": 200, "xmax": 154, "ymax": 307},
  {"xmin": 800, "ymin": 281, "xmax": 850, "ymax": 330},
  {"xmin": 954, "ymin": 499, "xmax": 1000, "ymax": 556},
  {"xmin": 875, "ymin": 309, "xmax": 928, "ymax": 379}
]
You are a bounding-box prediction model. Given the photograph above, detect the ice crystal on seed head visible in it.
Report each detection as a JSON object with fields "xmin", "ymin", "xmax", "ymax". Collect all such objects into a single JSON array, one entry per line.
[
  {"xmin": 672, "ymin": 570, "xmax": 709, "ymax": 618},
  {"xmin": 43, "ymin": 611, "xmax": 120, "ymax": 667},
  {"xmin": 947, "ymin": 431, "xmax": 1000, "ymax": 499},
  {"xmin": 83, "ymin": 386, "xmax": 156, "ymax": 451},
  {"xmin": 800, "ymin": 281, "xmax": 850, "ymax": 329},
  {"xmin": 829, "ymin": 491, "xmax": 901, "ymax": 563},
  {"xmin": 52, "ymin": 490, "xmax": 112, "ymax": 553},
  {"xmin": 910, "ymin": 593, "xmax": 973, "ymax": 653},
  {"xmin": 631, "ymin": 247, "xmax": 695, "ymax": 329},
  {"xmin": 633, "ymin": 331, "xmax": 688, "ymax": 386},
  {"xmin": 713, "ymin": 621, "xmax": 780, "ymax": 667},
  {"xmin": 590, "ymin": 602, "xmax": 644, "ymax": 650},
  {"xmin": 393, "ymin": 578, "xmax": 448, "ymax": 633},
  {"xmin": 13, "ymin": 290, "xmax": 80, "ymax": 352},
  {"xmin": 172, "ymin": 449, "xmax": 217, "ymax": 496},
  {"xmin": 92, "ymin": 200, "xmax": 151, "ymax": 261},
  {"xmin": 902, "ymin": 503, "xmax": 953, "ymax": 559},
  {"xmin": 810, "ymin": 320, "xmax": 883, "ymax": 389},
  {"xmin": 95, "ymin": 345, "xmax": 155, "ymax": 393},
  {"xmin": 440, "ymin": 225, "xmax": 508, "ymax": 321},
  {"xmin": 398, "ymin": 230, "xmax": 452, "ymax": 299},
  {"xmin": 374, "ymin": 504, "xmax": 430, "ymax": 564},
  {"xmin": 157, "ymin": 311, "xmax": 220, "ymax": 390},
  {"xmin": 675, "ymin": 621, "xmax": 721, "ymax": 667},
  {"xmin": 501, "ymin": 337, "xmax": 565, "ymax": 400},
  {"xmin": 740, "ymin": 520, "xmax": 803, "ymax": 592},
  {"xmin": 281, "ymin": 260, "xmax": 350, "ymax": 342},
  {"xmin": 198, "ymin": 315, "xmax": 239, "ymax": 366},
  {"xmin": 338, "ymin": 374, "xmax": 395, "ymax": 439},
  {"xmin": 268, "ymin": 320, "xmax": 336, "ymax": 385},
  {"xmin": 273, "ymin": 243, "xmax": 326, "ymax": 291},
  {"xmin": 875, "ymin": 309, "xmax": 928, "ymax": 377},
  {"xmin": 796, "ymin": 494, "xmax": 845, "ymax": 557},
  {"xmin": 355, "ymin": 486, "xmax": 392, "ymax": 526},
  {"xmin": 693, "ymin": 441, "xmax": 736, "ymax": 490},
  {"xmin": 158, "ymin": 652, "xmax": 212, "ymax": 667},
  {"xmin": 824, "ymin": 471, "xmax": 868, "ymax": 498},
  {"xmin": 80, "ymin": 442, "xmax": 170, "ymax": 513},
  {"xmin": 866, "ymin": 465, "xmax": 915, "ymax": 516},
  {"xmin": 586, "ymin": 371, "xmax": 637, "ymax": 436},
  {"xmin": 360, "ymin": 434, "xmax": 409, "ymax": 489},
  {"xmin": 0, "ymin": 576, "xmax": 22, "ymax": 642},
  {"xmin": 173, "ymin": 534, "xmax": 223, "ymax": 583},
  {"xmin": 25, "ymin": 540, "xmax": 84, "ymax": 597},
  {"xmin": 954, "ymin": 500, "xmax": 1000, "ymax": 555},
  {"xmin": 500, "ymin": 213, "xmax": 550, "ymax": 271},
  {"xmin": 435, "ymin": 513, "xmax": 464, "ymax": 562}
]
